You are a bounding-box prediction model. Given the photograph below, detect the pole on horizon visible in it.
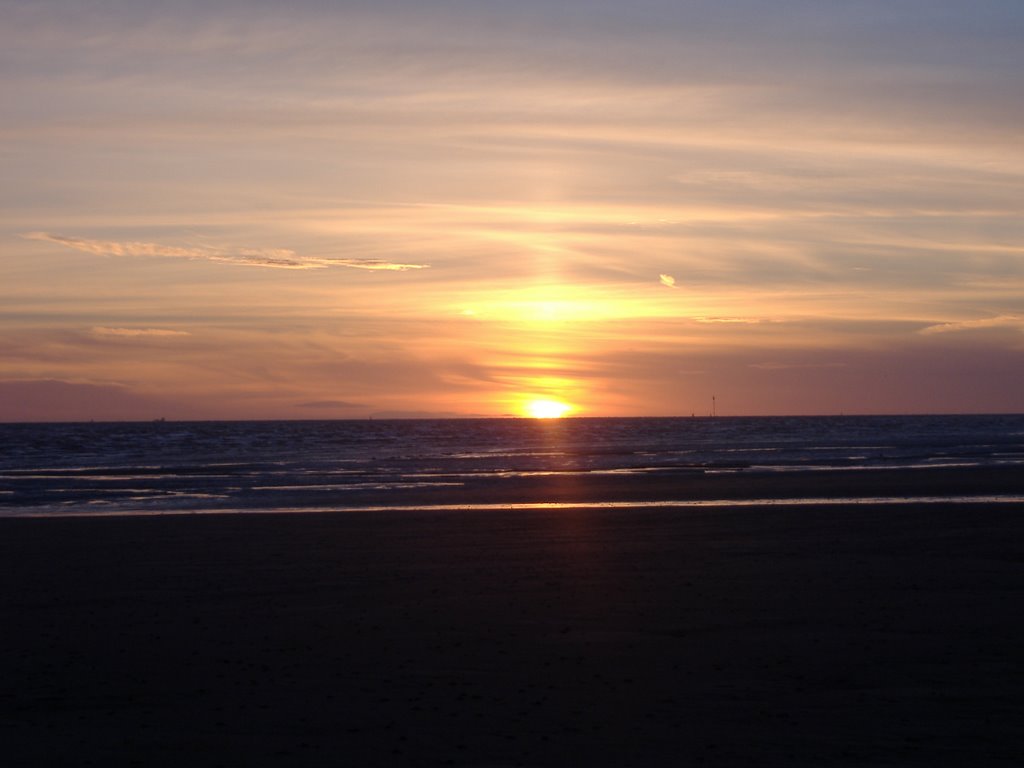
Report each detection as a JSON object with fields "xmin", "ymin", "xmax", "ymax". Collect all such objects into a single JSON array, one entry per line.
[{"xmin": 712, "ymin": 395, "xmax": 716, "ymax": 418}]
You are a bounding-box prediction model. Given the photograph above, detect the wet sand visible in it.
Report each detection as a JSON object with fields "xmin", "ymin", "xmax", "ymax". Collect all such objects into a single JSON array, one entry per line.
[
  {"xmin": 2, "ymin": 476, "xmax": 1023, "ymax": 765},
  {"xmin": 226, "ymin": 464, "xmax": 1024, "ymax": 511}
]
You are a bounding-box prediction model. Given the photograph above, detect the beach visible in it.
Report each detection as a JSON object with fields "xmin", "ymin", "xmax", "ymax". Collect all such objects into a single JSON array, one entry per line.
[
  {"xmin": 2, "ymin": 475, "xmax": 1022, "ymax": 766},
  {"xmin": 7, "ymin": 0, "xmax": 1024, "ymax": 760}
]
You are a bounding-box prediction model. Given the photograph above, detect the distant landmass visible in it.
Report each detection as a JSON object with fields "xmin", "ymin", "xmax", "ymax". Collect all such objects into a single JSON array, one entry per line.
[{"xmin": 368, "ymin": 410, "xmax": 489, "ymax": 420}]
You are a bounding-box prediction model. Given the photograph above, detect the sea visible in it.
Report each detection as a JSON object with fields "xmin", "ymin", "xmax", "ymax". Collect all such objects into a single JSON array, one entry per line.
[{"xmin": 2, "ymin": 414, "xmax": 1023, "ymax": 517}]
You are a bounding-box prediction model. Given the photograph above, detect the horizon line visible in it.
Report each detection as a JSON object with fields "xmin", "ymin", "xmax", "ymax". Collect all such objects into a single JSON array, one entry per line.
[{"xmin": 2, "ymin": 411, "xmax": 1023, "ymax": 426}]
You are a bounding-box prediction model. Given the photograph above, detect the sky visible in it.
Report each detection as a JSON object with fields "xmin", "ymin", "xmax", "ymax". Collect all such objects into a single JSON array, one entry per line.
[{"xmin": 2, "ymin": 0, "xmax": 1023, "ymax": 420}]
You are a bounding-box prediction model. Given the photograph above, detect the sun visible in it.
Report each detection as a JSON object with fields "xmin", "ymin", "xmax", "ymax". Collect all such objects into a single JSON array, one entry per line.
[{"xmin": 524, "ymin": 399, "xmax": 573, "ymax": 419}]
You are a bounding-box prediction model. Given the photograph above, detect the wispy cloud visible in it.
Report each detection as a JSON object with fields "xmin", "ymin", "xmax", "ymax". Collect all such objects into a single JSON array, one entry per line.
[
  {"xmin": 22, "ymin": 232, "xmax": 430, "ymax": 272},
  {"xmin": 919, "ymin": 315, "xmax": 1024, "ymax": 335},
  {"xmin": 658, "ymin": 273, "xmax": 676, "ymax": 288},
  {"xmin": 695, "ymin": 316, "xmax": 766, "ymax": 325},
  {"xmin": 92, "ymin": 327, "xmax": 191, "ymax": 337}
]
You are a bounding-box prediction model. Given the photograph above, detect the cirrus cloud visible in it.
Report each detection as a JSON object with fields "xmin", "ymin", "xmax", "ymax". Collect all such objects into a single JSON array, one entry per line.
[
  {"xmin": 919, "ymin": 315, "xmax": 1024, "ymax": 335},
  {"xmin": 22, "ymin": 232, "xmax": 430, "ymax": 272},
  {"xmin": 91, "ymin": 327, "xmax": 191, "ymax": 337}
]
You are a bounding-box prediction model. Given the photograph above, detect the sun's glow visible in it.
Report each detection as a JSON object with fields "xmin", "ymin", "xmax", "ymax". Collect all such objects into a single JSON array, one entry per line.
[
  {"xmin": 452, "ymin": 283, "xmax": 681, "ymax": 327},
  {"xmin": 524, "ymin": 399, "xmax": 573, "ymax": 418}
]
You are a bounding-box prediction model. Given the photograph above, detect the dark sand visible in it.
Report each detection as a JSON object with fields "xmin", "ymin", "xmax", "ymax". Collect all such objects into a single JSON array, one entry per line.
[{"xmin": 2, "ymin": 479, "xmax": 1023, "ymax": 765}]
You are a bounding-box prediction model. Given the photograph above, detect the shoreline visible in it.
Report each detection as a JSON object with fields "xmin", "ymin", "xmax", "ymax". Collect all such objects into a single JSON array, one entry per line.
[
  {"xmin": 4, "ymin": 463, "xmax": 1024, "ymax": 518},
  {"xmin": 6, "ymin": 493, "xmax": 1024, "ymax": 519}
]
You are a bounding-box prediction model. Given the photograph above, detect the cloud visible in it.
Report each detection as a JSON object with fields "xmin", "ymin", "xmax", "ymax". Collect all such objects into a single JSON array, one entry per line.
[
  {"xmin": 658, "ymin": 273, "xmax": 676, "ymax": 288},
  {"xmin": 329, "ymin": 259, "xmax": 431, "ymax": 272},
  {"xmin": 92, "ymin": 327, "xmax": 191, "ymax": 337},
  {"xmin": 22, "ymin": 232, "xmax": 429, "ymax": 272},
  {"xmin": 694, "ymin": 316, "xmax": 767, "ymax": 325},
  {"xmin": 919, "ymin": 315, "xmax": 1024, "ymax": 335}
]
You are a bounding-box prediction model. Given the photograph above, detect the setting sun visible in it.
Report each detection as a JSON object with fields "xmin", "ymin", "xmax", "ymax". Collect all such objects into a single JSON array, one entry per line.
[
  {"xmin": 4, "ymin": 1, "xmax": 1023, "ymax": 424},
  {"xmin": 524, "ymin": 399, "xmax": 573, "ymax": 419}
]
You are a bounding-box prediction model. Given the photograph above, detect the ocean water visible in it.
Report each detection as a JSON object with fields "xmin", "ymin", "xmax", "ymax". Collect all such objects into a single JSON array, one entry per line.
[{"xmin": 1, "ymin": 414, "xmax": 1023, "ymax": 516}]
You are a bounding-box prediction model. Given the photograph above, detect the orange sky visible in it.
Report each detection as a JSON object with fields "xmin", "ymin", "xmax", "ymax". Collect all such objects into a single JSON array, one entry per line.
[{"xmin": 2, "ymin": 1, "xmax": 1023, "ymax": 420}]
